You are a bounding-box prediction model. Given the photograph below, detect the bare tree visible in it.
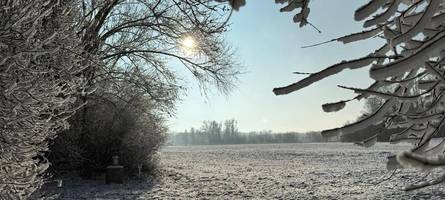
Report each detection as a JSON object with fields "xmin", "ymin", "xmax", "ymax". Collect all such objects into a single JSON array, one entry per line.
[
  {"xmin": 76, "ymin": 0, "xmax": 240, "ymax": 99},
  {"xmin": 223, "ymin": 119, "xmax": 239, "ymax": 143},
  {"xmin": 69, "ymin": 0, "xmax": 241, "ymax": 154}
]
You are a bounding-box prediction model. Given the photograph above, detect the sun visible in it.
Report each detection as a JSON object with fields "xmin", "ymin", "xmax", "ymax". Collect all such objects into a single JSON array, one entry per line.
[
  {"xmin": 180, "ymin": 36, "xmax": 198, "ymax": 55},
  {"xmin": 182, "ymin": 36, "xmax": 196, "ymax": 48}
]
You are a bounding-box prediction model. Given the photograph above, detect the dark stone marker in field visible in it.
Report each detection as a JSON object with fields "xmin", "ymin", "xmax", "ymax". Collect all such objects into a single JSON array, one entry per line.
[{"xmin": 106, "ymin": 156, "xmax": 124, "ymax": 184}]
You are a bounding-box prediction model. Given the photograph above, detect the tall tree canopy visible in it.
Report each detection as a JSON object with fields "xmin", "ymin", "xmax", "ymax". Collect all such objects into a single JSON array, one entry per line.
[{"xmin": 77, "ymin": 0, "xmax": 240, "ymax": 109}]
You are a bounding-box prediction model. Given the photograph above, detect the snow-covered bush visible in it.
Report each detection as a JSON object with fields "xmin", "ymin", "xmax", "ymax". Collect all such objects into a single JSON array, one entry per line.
[
  {"xmin": 226, "ymin": 0, "xmax": 445, "ymax": 190},
  {"xmin": 0, "ymin": 0, "xmax": 90, "ymax": 198}
]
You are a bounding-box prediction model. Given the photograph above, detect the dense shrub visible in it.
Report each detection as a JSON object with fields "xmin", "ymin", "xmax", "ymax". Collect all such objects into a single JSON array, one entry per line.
[
  {"xmin": 120, "ymin": 106, "xmax": 167, "ymax": 175},
  {"xmin": 48, "ymin": 93, "xmax": 167, "ymax": 177},
  {"xmin": 0, "ymin": 0, "xmax": 88, "ymax": 198}
]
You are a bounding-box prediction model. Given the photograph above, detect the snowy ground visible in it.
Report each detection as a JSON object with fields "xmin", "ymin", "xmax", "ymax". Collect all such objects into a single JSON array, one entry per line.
[{"xmin": 34, "ymin": 143, "xmax": 445, "ymax": 199}]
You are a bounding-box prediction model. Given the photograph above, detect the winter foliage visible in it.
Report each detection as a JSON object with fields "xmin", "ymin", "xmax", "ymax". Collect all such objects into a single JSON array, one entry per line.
[
  {"xmin": 285, "ymin": 0, "xmax": 445, "ymax": 190},
  {"xmin": 228, "ymin": 0, "xmax": 445, "ymax": 190},
  {"xmin": 0, "ymin": 0, "xmax": 91, "ymax": 198},
  {"xmin": 1, "ymin": 0, "xmax": 239, "ymax": 198}
]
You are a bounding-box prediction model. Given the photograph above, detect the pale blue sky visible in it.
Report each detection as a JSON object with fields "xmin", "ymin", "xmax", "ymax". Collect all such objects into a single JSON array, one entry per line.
[{"xmin": 168, "ymin": 0, "xmax": 384, "ymax": 133}]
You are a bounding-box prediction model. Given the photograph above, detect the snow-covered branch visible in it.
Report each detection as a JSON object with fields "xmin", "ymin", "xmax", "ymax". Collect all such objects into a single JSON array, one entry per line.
[
  {"xmin": 0, "ymin": 0, "xmax": 93, "ymax": 198},
  {"xmin": 263, "ymin": 0, "xmax": 445, "ymax": 190}
]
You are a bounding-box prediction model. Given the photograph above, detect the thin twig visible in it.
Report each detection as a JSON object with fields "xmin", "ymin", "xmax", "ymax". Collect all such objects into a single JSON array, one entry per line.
[
  {"xmin": 301, "ymin": 39, "xmax": 335, "ymax": 48},
  {"xmin": 306, "ymin": 20, "xmax": 322, "ymax": 34},
  {"xmin": 372, "ymin": 169, "xmax": 398, "ymax": 185},
  {"xmin": 292, "ymin": 71, "xmax": 313, "ymax": 75}
]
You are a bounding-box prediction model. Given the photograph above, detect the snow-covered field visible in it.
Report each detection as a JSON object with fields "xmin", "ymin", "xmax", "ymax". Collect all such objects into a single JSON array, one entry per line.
[{"xmin": 35, "ymin": 143, "xmax": 445, "ymax": 199}]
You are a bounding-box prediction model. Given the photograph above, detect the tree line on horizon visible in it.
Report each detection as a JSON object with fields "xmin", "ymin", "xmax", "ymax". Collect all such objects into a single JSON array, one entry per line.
[
  {"xmin": 170, "ymin": 101, "xmax": 445, "ymax": 145},
  {"xmin": 168, "ymin": 119, "xmax": 325, "ymax": 145}
]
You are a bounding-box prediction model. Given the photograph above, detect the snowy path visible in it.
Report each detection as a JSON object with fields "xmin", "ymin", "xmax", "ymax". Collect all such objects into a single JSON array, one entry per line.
[{"xmin": 35, "ymin": 143, "xmax": 445, "ymax": 199}]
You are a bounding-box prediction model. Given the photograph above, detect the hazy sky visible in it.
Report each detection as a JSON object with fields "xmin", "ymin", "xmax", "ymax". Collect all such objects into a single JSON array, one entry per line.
[{"xmin": 168, "ymin": 0, "xmax": 385, "ymax": 133}]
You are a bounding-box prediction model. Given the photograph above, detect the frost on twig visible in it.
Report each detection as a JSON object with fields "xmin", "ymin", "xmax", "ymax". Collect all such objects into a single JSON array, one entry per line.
[
  {"xmin": 397, "ymin": 151, "xmax": 445, "ymax": 169},
  {"xmin": 322, "ymin": 100, "xmax": 348, "ymax": 113},
  {"xmin": 404, "ymin": 173, "xmax": 445, "ymax": 191},
  {"xmin": 273, "ymin": 56, "xmax": 379, "ymax": 95},
  {"xmin": 222, "ymin": 0, "xmax": 317, "ymax": 30},
  {"xmin": 371, "ymin": 169, "xmax": 398, "ymax": 185},
  {"xmin": 354, "ymin": 134, "xmax": 378, "ymax": 148},
  {"xmin": 215, "ymin": 0, "xmax": 246, "ymax": 11}
]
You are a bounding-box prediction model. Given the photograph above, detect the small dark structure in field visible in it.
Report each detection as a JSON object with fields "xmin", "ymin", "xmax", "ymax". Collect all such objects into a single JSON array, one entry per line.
[{"xmin": 106, "ymin": 156, "xmax": 124, "ymax": 184}]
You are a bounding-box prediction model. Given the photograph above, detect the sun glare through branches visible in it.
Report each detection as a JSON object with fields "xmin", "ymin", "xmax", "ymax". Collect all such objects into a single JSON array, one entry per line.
[{"xmin": 180, "ymin": 35, "xmax": 198, "ymax": 56}]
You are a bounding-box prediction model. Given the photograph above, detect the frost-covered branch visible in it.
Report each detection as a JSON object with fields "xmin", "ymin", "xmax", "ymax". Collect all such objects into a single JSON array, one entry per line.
[
  {"xmin": 225, "ymin": 0, "xmax": 445, "ymax": 191},
  {"xmin": 0, "ymin": 0, "xmax": 91, "ymax": 198},
  {"xmin": 404, "ymin": 172, "xmax": 445, "ymax": 191}
]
